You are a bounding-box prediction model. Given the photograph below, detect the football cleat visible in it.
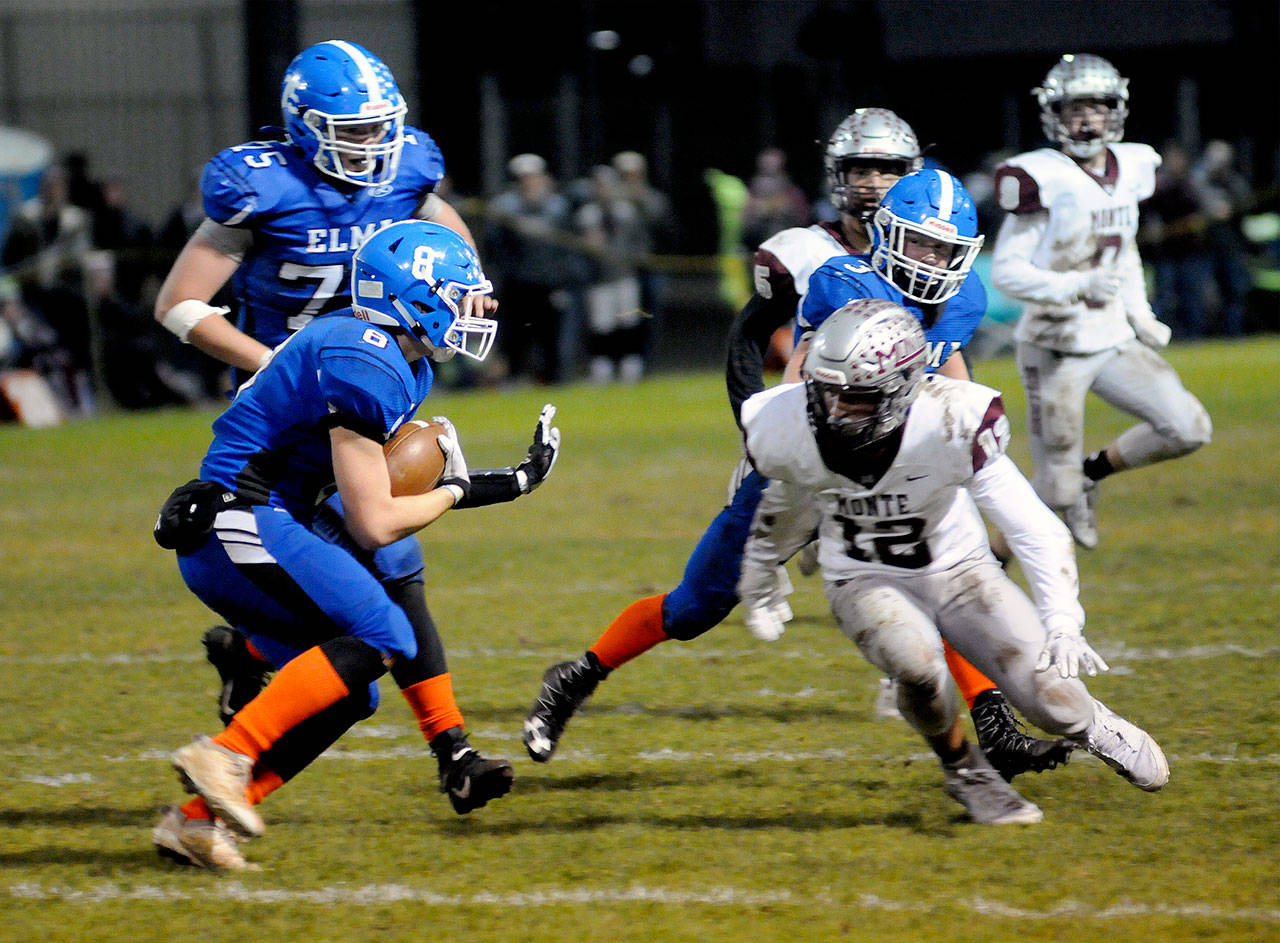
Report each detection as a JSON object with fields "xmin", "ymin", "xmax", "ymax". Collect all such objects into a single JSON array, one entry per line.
[
  {"xmin": 874, "ymin": 677, "xmax": 903, "ymax": 719},
  {"xmin": 942, "ymin": 742, "xmax": 1044, "ymax": 825},
  {"xmin": 152, "ymin": 805, "xmax": 259, "ymax": 871},
  {"xmin": 171, "ymin": 735, "xmax": 264, "ymax": 837},
  {"xmin": 522, "ymin": 652, "xmax": 609, "ymax": 762},
  {"xmin": 203, "ymin": 625, "xmax": 272, "ymax": 726},
  {"xmin": 1064, "ymin": 480, "xmax": 1099, "ymax": 550},
  {"xmin": 1074, "ymin": 698, "xmax": 1169, "ymax": 791},
  {"xmin": 432, "ymin": 727, "xmax": 514, "ymax": 815},
  {"xmin": 971, "ymin": 688, "xmax": 1074, "ymax": 782}
]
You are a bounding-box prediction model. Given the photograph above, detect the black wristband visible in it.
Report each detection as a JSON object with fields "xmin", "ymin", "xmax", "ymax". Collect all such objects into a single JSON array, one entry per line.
[{"xmin": 451, "ymin": 467, "xmax": 521, "ymax": 509}]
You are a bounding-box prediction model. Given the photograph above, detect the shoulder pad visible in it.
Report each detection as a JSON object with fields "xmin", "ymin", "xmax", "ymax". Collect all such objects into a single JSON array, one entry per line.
[{"xmin": 202, "ymin": 142, "xmax": 296, "ymax": 226}]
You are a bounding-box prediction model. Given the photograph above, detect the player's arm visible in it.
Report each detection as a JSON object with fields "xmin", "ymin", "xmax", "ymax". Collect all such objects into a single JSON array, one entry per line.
[
  {"xmin": 154, "ymin": 222, "xmax": 272, "ymax": 373},
  {"xmin": 937, "ymin": 349, "xmax": 970, "ymax": 379},
  {"xmin": 990, "ymin": 212, "xmax": 1118, "ymax": 307},
  {"xmin": 415, "ymin": 192, "xmax": 477, "ymax": 250},
  {"xmin": 1115, "ymin": 236, "xmax": 1171, "ymax": 348},
  {"xmin": 453, "ymin": 404, "xmax": 561, "ymax": 508},
  {"xmin": 726, "ymin": 292, "xmax": 795, "ymax": 423},
  {"xmin": 330, "ymin": 423, "xmax": 463, "ymax": 549}
]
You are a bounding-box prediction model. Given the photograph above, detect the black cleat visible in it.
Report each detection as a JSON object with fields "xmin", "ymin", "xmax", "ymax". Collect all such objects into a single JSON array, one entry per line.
[
  {"xmin": 971, "ymin": 688, "xmax": 1075, "ymax": 782},
  {"xmin": 202, "ymin": 625, "xmax": 271, "ymax": 726},
  {"xmin": 522, "ymin": 652, "xmax": 609, "ymax": 763},
  {"xmin": 432, "ymin": 728, "xmax": 514, "ymax": 814}
]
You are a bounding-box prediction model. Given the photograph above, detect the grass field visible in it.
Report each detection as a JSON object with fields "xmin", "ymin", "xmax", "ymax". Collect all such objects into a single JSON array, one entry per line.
[{"xmin": 1, "ymin": 337, "xmax": 1277, "ymax": 943}]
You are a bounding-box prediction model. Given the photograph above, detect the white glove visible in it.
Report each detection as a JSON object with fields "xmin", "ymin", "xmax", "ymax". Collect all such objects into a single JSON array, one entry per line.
[
  {"xmin": 738, "ymin": 563, "xmax": 794, "ymax": 642},
  {"xmin": 1128, "ymin": 314, "xmax": 1172, "ymax": 349},
  {"xmin": 1077, "ymin": 268, "xmax": 1121, "ymax": 304},
  {"xmin": 432, "ymin": 416, "xmax": 470, "ymax": 503},
  {"xmin": 1035, "ymin": 618, "xmax": 1109, "ymax": 678}
]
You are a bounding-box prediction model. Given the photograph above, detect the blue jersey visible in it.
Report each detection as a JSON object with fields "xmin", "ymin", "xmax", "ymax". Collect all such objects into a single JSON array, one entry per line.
[
  {"xmin": 201, "ymin": 311, "xmax": 433, "ymax": 519},
  {"xmin": 798, "ymin": 254, "xmax": 987, "ymax": 372},
  {"xmin": 202, "ymin": 127, "xmax": 446, "ymax": 348}
]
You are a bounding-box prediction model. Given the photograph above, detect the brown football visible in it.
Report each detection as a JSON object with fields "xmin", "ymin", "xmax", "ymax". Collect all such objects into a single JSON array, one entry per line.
[{"xmin": 383, "ymin": 419, "xmax": 448, "ymax": 496}]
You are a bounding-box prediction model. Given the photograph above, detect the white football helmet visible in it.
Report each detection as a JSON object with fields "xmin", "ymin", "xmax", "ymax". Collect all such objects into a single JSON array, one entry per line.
[
  {"xmin": 1035, "ymin": 54, "xmax": 1129, "ymax": 159},
  {"xmin": 824, "ymin": 108, "xmax": 923, "ymax": 219},
  {"xmin": 804, "ymin": 299, "xmax": 926, "ymax": 448}
]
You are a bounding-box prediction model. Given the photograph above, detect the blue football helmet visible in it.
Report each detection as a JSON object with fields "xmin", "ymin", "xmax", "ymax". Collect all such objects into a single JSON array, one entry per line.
[
  {"xmin": 804, "ymin": 299, "xmax": 927, "ymax": 448},
  {"xmin": 870, "ymin": 169, "xmax": 984, "ymax": 304},
  {"xmin": 281, "ymin": 40, "xmax": 407, "ymax": 187},
  {"xmin": 351, "ymin": 221, "xmax": 497, "ymax": 363}
]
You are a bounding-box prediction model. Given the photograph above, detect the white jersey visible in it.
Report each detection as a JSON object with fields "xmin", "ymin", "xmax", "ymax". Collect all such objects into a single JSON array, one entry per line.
[
  {"xmin": 741, "ymin": 376, "xmax": 1083, "ymax": 629},
  {"xmin": 991, "ymin": 143, "xmax": 1160, "ymax": 354},
  {"xmin": 752, "ymin": 222, "xmax": 851, "ymax": 306}
]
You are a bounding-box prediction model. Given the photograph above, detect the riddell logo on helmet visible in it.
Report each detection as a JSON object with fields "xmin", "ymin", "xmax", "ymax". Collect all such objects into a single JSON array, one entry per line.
[
  {"xmin": 811, "ymin": 367, "xmax": 845, "ymax": 384},
  {"xmin": 922, "ymin": 218, "xmax": 958, "ymax": 237}
]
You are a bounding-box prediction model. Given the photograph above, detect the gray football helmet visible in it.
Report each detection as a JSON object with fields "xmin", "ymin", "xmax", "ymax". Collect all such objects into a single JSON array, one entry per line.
[
  {"xmin": 824, "ymin": 109, "xmax": 923, "ymax": 219},
  {"xmin": 1034, "ymin": 54, "xmax": 1129, "ymax": 159},
  {"xmin": 804, "ymin": 299, "xmax": 927, "ymax": 448}
]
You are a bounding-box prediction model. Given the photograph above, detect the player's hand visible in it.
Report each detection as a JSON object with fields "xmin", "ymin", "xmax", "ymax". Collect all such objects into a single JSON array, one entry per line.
[
  {"xmin": 1078, "ymin": 269, "xmax": 1121, "ymax": 304},
  {"xmin": 433, "ymin": 416, "xmax": 471, "ymax": 501},
  {"xmin": 515, "ymin": 404, "xmax": 560, "ymax": 493},
  {"xmin": 738, "ymin": 563, "xmax": 794, "ymax": 641},
  {"xmin": 1035, "ymin": 621, "xmax": 1109, "ymax": 678},
  {"xmin": 1129, "ymin": 315, "xmax": 1172, "ymax": 349}
]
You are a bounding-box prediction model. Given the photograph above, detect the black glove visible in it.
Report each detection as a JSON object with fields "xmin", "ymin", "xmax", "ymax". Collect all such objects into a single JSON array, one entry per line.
[{"xmin": 514, "ymin": 403, "xmax": 560, "ymax": 494}]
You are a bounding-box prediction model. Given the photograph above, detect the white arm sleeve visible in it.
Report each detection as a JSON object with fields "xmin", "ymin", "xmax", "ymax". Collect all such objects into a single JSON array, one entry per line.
[
  {"xmin": 968, "ymin": 454, "xmax": 1085, "ymax": 630},
  {"xmin": 990, "ymin": 213, "xmax": 1087, "ymax": 306}
]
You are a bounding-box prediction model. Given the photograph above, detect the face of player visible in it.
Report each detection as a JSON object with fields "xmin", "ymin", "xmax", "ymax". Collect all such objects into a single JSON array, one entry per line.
[
  {"xmin": 1060, "ymin": 99, "xmax": 1111, "ymax": 142},
  {"xmin": 842, "ymin": 162, "xmax": 905, "ymax": 213},
  {"xmin": 334, "ymin": 120, "xmax": 392, "ymax": 172},
  {"xmin": 900, "ymin": 231, "xmax": 957, "ymax": 268},
  {"xmin": 826, "ymin": 387, "xmax": 881, "ymax": 423}
]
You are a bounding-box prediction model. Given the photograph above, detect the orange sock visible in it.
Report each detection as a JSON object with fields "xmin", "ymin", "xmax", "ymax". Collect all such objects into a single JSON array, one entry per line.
[
  {"xmin": 215, "ymin": 645, "xmax": 350, "ymax": 762},
  {"xmin": 245, "ymin": 767, "xmax": 286, "ymax": 806},
  {"xmin": 943, "ymin": 639, "xmax": 998, "ymax": 708},
  {"xmin": 400, "ymin": 674, "xmax": 466, "ymax": 742},
  {"xmin": 180, "ymin": 796, "xmax": 212, "ymax": 820},
  {"xmin": 589, "ymin": 594, "xmax": 669, "ymax": 670}
]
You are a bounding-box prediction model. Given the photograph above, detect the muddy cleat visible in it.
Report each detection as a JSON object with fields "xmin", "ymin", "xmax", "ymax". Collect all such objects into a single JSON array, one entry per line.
[
  {"xmin": 971, "ymin": 688, "xmax": 1075, "ymax": 782},
  {"xmin": 152, "ymin": 805, "xmax": 259, "ymax": 871},
  {"xmin": 1074, "ymin": 698, "xmax": 1169, "ymax": 792},
  {"xmin": 942, "ymin": 742, "xmax": 1044, "ymax": 825},
  {"xmin": 432, "ymin": 727, "xmax": 514, "ymax": 815},
  {"xmin": 1064, "ymin": 480, "xmax": 1099, "ymax": 550},
  {"xmin": 171, "ymin": 735, "xmax": 264, "ymax": 837},
  {"xmin": 203, "ymin": 625, "xmax": 272, "ymax": 725},
  {"xmin": 522, "ymin": 652, "xmax": 609, "ymax": 762}
]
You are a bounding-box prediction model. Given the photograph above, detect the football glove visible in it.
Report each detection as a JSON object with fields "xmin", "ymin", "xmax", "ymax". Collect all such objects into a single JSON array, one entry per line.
[
  {"xmin": 433, "ymin": 416, "xmax": 471, "ymax": 503},
  {"xmin": 515, "ymin": 403, "xmax": 561, "ymax": 494},
  {"xmin": 738, "ymin": 563, "xmax": 794, "ymax": 642},
  {"xmin": 1035, "ymin": 617, "xmax": 1109, "ymax": 678},
  {"xmin": 1128, "ymin": 313, "xmax": 1172, "ymax": 349},
  {"xmin": 1077, "ymin": 269, "xmax": 1121, "ymax": 304}
]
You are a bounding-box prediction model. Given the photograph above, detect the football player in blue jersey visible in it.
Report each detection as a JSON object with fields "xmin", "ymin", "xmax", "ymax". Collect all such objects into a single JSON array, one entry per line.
[
  {"xmin": 522, "ymin": 169, "xmax": 1068, "ymax": 781},
  {"xmin": 151, "ymin": 41, "xmax": 527, "ymax": 745},
  {"xmin": 152, "ymin": 221, "xmax": 553, "ymax": 870}
]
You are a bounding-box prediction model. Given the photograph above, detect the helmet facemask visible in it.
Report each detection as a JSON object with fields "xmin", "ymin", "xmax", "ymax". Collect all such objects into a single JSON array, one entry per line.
[
  {"xmin": 871, "ymin": 208, "xmax": 984, "ymax": 304},
  {"xmin": 303, "ymin": 107, "xmax": 406, "ymax": 187},
  {"xmin": 1035, "ymin": 54, "xmax": 1129, "ymax": 160}
]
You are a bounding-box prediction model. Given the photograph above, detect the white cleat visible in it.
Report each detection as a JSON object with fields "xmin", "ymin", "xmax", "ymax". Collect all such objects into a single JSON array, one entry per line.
[
  {"xmin": 1064, "ymin": 481, "xmax": 1099, "ymax": 550},
  {"xmin": 942, "ymin": 743, "xmax": 1044, "ymax": 825},
  {"xmin": 152, "ymin": 805, "xmax": 259, "ymax": 871},
  {"xmin": 1076, "ymin": 698, "xmax": 1169, "ymax": 791},
  {"xmin": 171, "ymin": 735, "xmax": 265, "ymax": 837},
  {"xmin": 874, "ymin": 677, "xmax": 903, "ymax": 719}
]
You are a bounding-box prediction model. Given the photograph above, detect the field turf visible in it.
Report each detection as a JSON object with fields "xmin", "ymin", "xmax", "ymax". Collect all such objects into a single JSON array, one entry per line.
[{"xmin": 0, "ymin": 337, "xmax": 1276, "ymax": 942}]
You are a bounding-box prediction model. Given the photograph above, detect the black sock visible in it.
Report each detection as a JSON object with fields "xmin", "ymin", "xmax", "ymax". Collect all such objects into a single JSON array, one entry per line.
[{"xmin": 1083, "ymin": 450, "xmax": 1115, "ymax": 482}]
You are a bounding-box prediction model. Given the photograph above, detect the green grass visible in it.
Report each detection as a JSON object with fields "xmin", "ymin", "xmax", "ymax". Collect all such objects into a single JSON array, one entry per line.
[{"xmin": 1, "ymin": 337, "xmax": 1278, "ymax": 942}]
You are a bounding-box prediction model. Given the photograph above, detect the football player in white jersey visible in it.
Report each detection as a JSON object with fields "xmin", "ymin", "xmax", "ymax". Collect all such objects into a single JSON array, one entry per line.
[
  {"xmin": 738, "ymin": 300, "xmax": 1169, "ymax": 825},
  {"xmin": 990, "ymin": 54, "xmax": 1211, "ymax": 549}
]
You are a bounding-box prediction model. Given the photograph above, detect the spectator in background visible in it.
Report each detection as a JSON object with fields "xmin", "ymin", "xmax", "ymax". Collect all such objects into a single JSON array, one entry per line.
[
  {"xmin": 740, "ymin": 147, "xmax": 811, "ymax": 250},
  {"xmin": 91, "ymin": 176, "xmax": 154, "ymax": 306},
  {"xmin": 611, "ymin": 151, "xmax": 677, "ymax": 321},
  {"xmin": 485, "ymin": 153, "xmax": 581, "ymax": 384},
  {"xmin": 1, "ymin": 165, "xmax": 95, "ymax": 414},
  {"xmin": 1192, "ymin": 140, "xmax": 1253, "ymax": 336},
  {"xmin": 1144, "ymin": 140, "xmax": 1215, "ymax": 338},
  {"xmin": 575, "ymin": 165, "xmax": 648, "ymax": 384}
]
